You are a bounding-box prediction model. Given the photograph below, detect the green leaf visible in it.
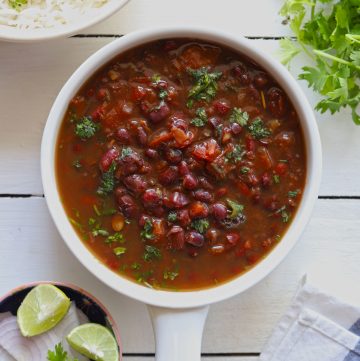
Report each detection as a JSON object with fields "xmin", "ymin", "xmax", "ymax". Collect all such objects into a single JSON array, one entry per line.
[
  {"xmin": 113, "ymin": 247, "xmax": 126, "ymax": 256},
  {"xmin": 191, "ymin": 218, "xmax": 210, "ymax": 234},
  {"xmin": 191, "ymin": 107, "xmax": 208, "ymax": 127},
  {"xmin": 47, "ymin": 343, "xmax": 78, "ymax": 361},
  {"xmin": 247, "ymin": 118, "xmax": 271, "ymax": 139},
  {"xmin": 278, "ymin": 38, "xmax": 302, "ymax": 66},
  {"xmin": 226, "ymin": 199, "xmax": 244, "ymax": 219},
  {"xmin": 97, "ymin": 162, "xmax": 117, "ymax": 196},
  {"xmin": 143, "ymin": 245, "xmax": 161, "ymax": 261},
  {"xmin": 140, "ymin": 219, "xmax": 154, "ymax": 240},
  {"xmin": 74, "ymin": 116, "xmax": 99, "ymax": 140},
  {"xmin": 229, "ymin": 107, "xmax": 249, "ymax": 126}
]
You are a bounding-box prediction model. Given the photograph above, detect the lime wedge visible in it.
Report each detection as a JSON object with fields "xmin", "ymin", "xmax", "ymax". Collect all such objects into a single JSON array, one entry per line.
[
  {"xmin": 17, "ymin": 284, "xmax": 71, "ymax": 337},
  {"xmin": 67, "ymin": 323, "xmax": 119, "ymax": 361}
]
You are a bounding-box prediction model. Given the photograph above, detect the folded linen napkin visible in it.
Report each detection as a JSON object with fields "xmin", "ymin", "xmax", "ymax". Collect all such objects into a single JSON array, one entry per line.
[{"xmin": 260, "ymin": 276, "xmax": 360, "ymax": 361}]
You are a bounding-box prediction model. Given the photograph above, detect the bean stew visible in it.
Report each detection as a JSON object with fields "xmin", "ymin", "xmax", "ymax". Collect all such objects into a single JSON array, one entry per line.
[{"xmin": 56, "ymin": 39, "xmax": 306, "ymax": 291}]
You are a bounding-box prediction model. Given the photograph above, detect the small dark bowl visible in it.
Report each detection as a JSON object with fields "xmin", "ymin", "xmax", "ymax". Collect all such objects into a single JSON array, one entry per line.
[{"xmin": 0, "ymin": 281, "xmax": 122, "ymax": 360}]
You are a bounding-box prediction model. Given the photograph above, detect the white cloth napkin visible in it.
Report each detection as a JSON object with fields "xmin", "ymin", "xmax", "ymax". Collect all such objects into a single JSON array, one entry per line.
[{"xmin": 260, "ymin": 276, "xmax": 360, "ymax": 361}]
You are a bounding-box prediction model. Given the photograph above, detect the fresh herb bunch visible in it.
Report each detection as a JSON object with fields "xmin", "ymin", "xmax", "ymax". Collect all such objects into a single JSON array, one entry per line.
[
  {"xmin": 279, "ymin": 0, "xmax": 360, "ymax": 124},
  {"xmin": 47, "ymin": 343, "xmax": 78, "ymax": 361}
]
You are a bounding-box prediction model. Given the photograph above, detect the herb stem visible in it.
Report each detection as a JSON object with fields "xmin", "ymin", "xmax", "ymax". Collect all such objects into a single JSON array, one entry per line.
[
  {"xmin": 345, "ymin": 34, "xmax": 360, "ymax": 45},
  {"xmin": 313, "ymin": 49, "xmax": 360, "ymax": 71}
]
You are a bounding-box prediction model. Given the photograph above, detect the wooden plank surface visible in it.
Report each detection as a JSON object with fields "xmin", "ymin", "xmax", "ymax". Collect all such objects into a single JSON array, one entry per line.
[
  {"xmin": 1, "ymin": 197, "xmax": 359, "ymax": 353},
  {"xmin": 85, "ymin": 0, "xmax": 291, "ymax": 37},
  {"xmin": 1, "ymin": 38, "xmax": 360, "ymax": 196}
]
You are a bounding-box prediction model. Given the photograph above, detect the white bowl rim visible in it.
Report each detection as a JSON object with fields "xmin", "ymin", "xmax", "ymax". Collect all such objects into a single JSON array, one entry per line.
[
  {"xmin": 41, "ymin": 26, "xmax": 322, "ymax": 309},
  {"xmin": 0, "ymin": 0, "xmax": 129, "ymax": 42}
]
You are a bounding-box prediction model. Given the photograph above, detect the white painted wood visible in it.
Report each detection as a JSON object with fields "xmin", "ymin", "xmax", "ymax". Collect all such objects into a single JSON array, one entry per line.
[
  {"xmin": 1, "ymin": 38, "xmax": 360, "ymax": 195},
  {"xmin": 85, "ymin": 0, "xmax": 291, "ymax": 37},
  {"xmin": 0, "ymin": 197, "xmax": 359, "ymax": 353},
  {"xmin": 123, "ymin": 356, "xmax": 258, "ymax": 361}
]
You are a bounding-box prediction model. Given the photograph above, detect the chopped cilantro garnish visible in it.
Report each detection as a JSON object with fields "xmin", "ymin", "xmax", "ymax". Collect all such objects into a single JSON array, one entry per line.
[
  {"xmin": 229, "ymin": 107, "xmax": 249, "ymax": 126},
  {"xmin": 159, "ymin": 89, "xmax": 168, "ymax": 100},
  {"xmin": 273, "ymin": 174, "xmax": 280, "ymax": 184},
  {"xmin": 93, "ymin": 204, "xmax": 101, "ymax": 216},
  {"xmin": 106, "ymin": 232, "xmax": 125, "ymax": 244},
  {"xmin": 187, "ymin": 67, "xmax": 222, "ymax": 107},
  {"xmin": 191, "ymin": 107, "xmax": 208, "ymax": 127},
  {"xmin": 131, "ymin": 262, "xmax": 141, "ymax": 270},
  {"xmin": 113, "ymin": 247, "xmax": 126, "ymax": 256},
  {"xmin": 241, "ymin": 166, "xmax": 250, "ymax": 174},
  {"xmin": 143, "ymin": 245, "xmax": 161, "ymax": 261},
  {"xmin": 248, "ymin": 118, "xmax": 271, "ymax": 139},
  {"xmin": 191, "ymin": 218, "xmax": 210, "ymax": 234},
  {"xmin": 163, "ymin": 270, "xmax": 179, "ymax": 281},
  {"xmin": 72, "ymin": 159, "xmax": 82, "ymax": 169},
  {"xmin": 92, "ymin": 229, "xmax": 109, "ymax": 237},
  {"xmin": 88, "ymin": 218, "xmax": 96, "ymax": 226},
  {"xmin": 151, "ymin": 74, "xmax": 161, "ymax": 84},
  {"xmin": 167, "ymin": 212, "xmax": 177, "ymax": 222},
  {"xmin": 281, "ymin": 210, "xmax": 290, "ymax": 223},
  {"xmin": 120, "ymin": 147, "xmax": 133, "ymax": 159},
  {"xmin": 140, "ymin": 219, "xmax": 155, "ymax": 240},
  {"xmin": 74, "ymin": 116, "xmax": 99, "ymax": 140},
  {"xmin": 226, "ymin": 199, "xmax": 244, "ymax": 219},
  {"xmin": 288, "ymin": 190, "xmax": 299, "ymax": 198},
  {"xmin": 225, "ymin": 144, "xmax": 245, "ymax": 163},
  {"xmin": 47, "ymin": 342, "xmax": 78, "ymax": 361},
  {"xmin": 97, "ymin": 162, "xmax": 117, "ymax": 196}
]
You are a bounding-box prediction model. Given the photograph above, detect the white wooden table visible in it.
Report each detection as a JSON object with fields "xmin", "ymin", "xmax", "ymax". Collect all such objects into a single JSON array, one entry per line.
[{"xmin": 1, "ymin": 1, "xmax": 360, "ymax": 360}]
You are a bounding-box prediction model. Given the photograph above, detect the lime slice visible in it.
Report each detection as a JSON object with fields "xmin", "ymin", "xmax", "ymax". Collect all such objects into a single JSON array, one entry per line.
[
  {"xmin": 17, "ymin": 284, "xmax": 71, "ymax": 337},
  {"xmin": 67, "ymin": 323, "xmax": 119, "ymax": 361}
]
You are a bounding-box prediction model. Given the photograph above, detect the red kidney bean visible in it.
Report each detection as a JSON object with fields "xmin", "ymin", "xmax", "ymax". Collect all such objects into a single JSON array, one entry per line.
[
  {"xmin": 198, "ymin": 177, "xmax": 214, "ymax": 190},
  {"xmin": 163, "ymin": 40, "xmax": 178, "ymax": 51},
  {"xmin": 123, "ymin": 174, "xmax": 148, "ymax": 194},
  {"xmin": 261, "ymin": 172, "xmax": 271, "ymax": 188},
  {"xmin": 148, "ymin": 103, "xmax": 170, "ymax": 123},
  {"xmin": 188, "ymin": 202, "xmax": 209, "ymax": 219},
  {"xmin": 230, "ymin": 122, "xmax": 242, "ymax": 135},
  {"xmin": 215, "ymin": 187, "xmax": 227, "ymax": 198},
  {"xmin": 208, "ymin": 116, "xmax": 221, "ymax": 129},
  {"xmin": 117, "ymin": 194, "xmax": 138, "ymax": 218},
  {"xmin": 164, "ymin": 148, "xmax": 182, "ymax": 164},
  {"xmin": 158, "ymin": 166, "xmax": 178, "ymax": 185},
  {"xmin": 183, "ymin": 174, "xmax": 198, "ymax": 190},
  {"xmin": 177, "ymin": 209, "xmax": 191, "ymax": 227},
  {"xmin": 116, "ymin": 128, "xmax": 131, "ymax": 144},
  {"xmin": 139, "ymin": 214, "xmax": 151, "ymax": 227},
  {"xmin": 233, "ymin": 64, "xmax": 251, "ymax": 85},
  {"xmin": 142, "ymin": 188, "xmax": 162, "ymax": 208},
  {"xmin": 213, "ymin": 100, "xmax": 231, "ymax": 115},
  {"xmin": 164, "ymin": 192, "xmax": 190, "ymax": 209},
  {"xmin": 210, "ymin": 203, "xmax": 227, "ymax": 221},
  {"xmin": 167, "ymin": 226, "xmax": 185, "ymax": 250},
  {"xmin": 254, "ymin": 72, "xmax": 268, "ymax": 88},
  {"xmin": 99, "ymin": 147, "xmax": 119, "ymax": 172},
  {"xmin": 145, "ymin": 148, "xmax": 158, "ymax": 159},
  {"xmin": 178, "ymin": 161, "xmax": 190, "ymax": 176},
  {"xmin": 185, "ymin": 231, "xmax": 205, "ymax": 247},
  {"xmin": 226, "ymin": 232, "xmax": 240, "ymax": 245},
  {"xmin": 194, "ymin": 189, "xmax": 214, "ymax": 203},
  {"xmin": 136, "ymin": 127, "xmax": 148, "ymax": 145},
  {"xmin": 152, "ymin": 206, "xmax": 165, "ymax": 217},
  {"xmin": 267, "ymin": 87, "xmax": 287, "ymax": 118},
  {"xmin": 209, "ymin": 244, "xmax": 225, "ymax": 254},
  {"xmin": 205, "ymin": 228, "xmax": 220, "ymax": 242}
]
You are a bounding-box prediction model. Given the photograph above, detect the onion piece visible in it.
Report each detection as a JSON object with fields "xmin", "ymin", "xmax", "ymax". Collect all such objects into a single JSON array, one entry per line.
[
  {"xmin": 0, "ymin": 303, "xmax": 89, "ymax": 361},
  {"xmin": 0, "ymin": 346, "xmax": 15, "ymax": 361}
]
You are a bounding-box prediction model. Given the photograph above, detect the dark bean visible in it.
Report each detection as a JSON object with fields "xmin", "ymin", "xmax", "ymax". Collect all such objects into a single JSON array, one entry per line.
[
  {"xmin": 178, "ymin": 161, "xmax": 190, "ymax": 176},
  {"xmin": 205, "ymin": 228, "xmax": 220, "ymax": 243},
  {"xmin": 188, "ymin": 202, "xmax": 209, "ymax": 219},
  {"xmin": 198, "ymin": 177, "xmax": 214, "ymax": 190},
  {"xmin": 123, "ymin": 174, "xmax": 147, "ymax": 194},
  {"xmin": 148, "ymin": 103, "xmax": 170, "ymax": 123},
  {"xmin": 213, "ymin": 100, "xmax": 230, "ymax": 115},
  {"xmin": 158, "ymin": 166, "xmax": 178, "ymax": 185},
  {"xmin": 185, "ymin": 231, "xmax": 204, "ymax": 247},
  {"xmin": 177, "ymin": 209, "xmax": 191, "ymax": 227},
  {"xmin": 137, "ymin": 127, "xmax": 148, "ymax": 145},
  {"xmin": 261, "ymin": 172, "xmax": 271, "ymax": 188},
  {"xmin": 114, "ymin": 186, "xmax": 128, "ymax": 198},
  {"xmin": 164, "ymin": 192, "xmax": 190, "ymax": 209},
  {"xmin": 267, "ymin": 87, "xmax": 287, "ymax": 117},
  {"xmin": 254, "ymin": 72, "xmax": 268, "ymax": 88},
  {"xmin": 116, "ymin": 128, "xmax": 131, "ymax": 143},
  {"xmin": 117, "ymin": 194, "xmax": 138, "ymax": 218},
  {"xmin": 139, "ymin": 214, "xmax": 151, "ymax": 227},
  {"xmin": 209, "ymin": 244, "xmax": 225, "ymax": 254},
  {"xmin": 183, "ymin": 174, "xmax": 198, "ymax": 190},
  {"xmin": 210, "ymin": 203, "xmax": 227, "ymax": 221},
  {"xmin": 151, "ymin": 206, "xmax": 165, "ymax": 217},
  {"xmin": 208, "ymin": 116, "xmax": 221, "ymax": 128},
  {"xmin": 167, "ymin": 226, "xmax": 185, "ymax": 250},
  {"xmin": 194, "ymin": 189, "xmax": 214, "ymax": 203},
  {"xmin": 230, "ymin": 122, "xmax": 242, "ymax": 135},
  {"xmin": 226, "ymin": 232, "xmax": 240, "ymax": 245},
  {"xmin": 145, "ymin": 148, "xmax": 158, "ymax": 159},
  {"xmin": 164, "ymin": 148, "xmax": 182, "ymax": 164},
  {"xmin": 142, "ymin": 188, "xmax": 162, "ymax": 208},
  {"xmin": 100, "ymin": 147, "xmax": 119, "ymax": 172}
]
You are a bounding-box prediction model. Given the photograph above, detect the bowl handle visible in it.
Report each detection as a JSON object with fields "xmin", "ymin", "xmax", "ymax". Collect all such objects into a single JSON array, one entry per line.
[{"xmin": 147, "ymin": 304, "xmax": 209, "ymax": 360}]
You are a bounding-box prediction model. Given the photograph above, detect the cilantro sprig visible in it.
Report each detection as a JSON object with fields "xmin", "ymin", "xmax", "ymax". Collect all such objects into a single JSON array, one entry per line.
[
  {"xmin": 47, "ymin": 343, "xmax": 78, "ymax": 361},
  {"xmin": 279, "ymin": 0, "xmax": 360, "ymax": 124}
]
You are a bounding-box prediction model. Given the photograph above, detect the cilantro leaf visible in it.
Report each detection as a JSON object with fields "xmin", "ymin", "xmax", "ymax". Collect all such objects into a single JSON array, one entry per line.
[
  {"xmin": 140, "ymin": 219, "xmax": 154, "ymax": 240},
  {"xmin": 191, "ymin": 107, "xmax": 208, "ymax": 127},
  {"xmin": 278, "ymin": 38, "xmax": 302, "ymax": 66},
  {"xmin": 229, "ymin": 107, "xmax": 249, "ymax": 126},
  {"xmin": 47, "ymin": 343, "xmax": 78, "ymax": 361},
  {"xmin": 226, "ymin": 199, "xmax": 244, "ymax": 219},
  {"xmin": 97, "ymin": 162, "xmax": 117, "ymax": 196},
  {"xmin": 191, "ymin": 218, "xmax": 210, "ymax": 234},
  {"xmin": 74, "ymin": 116, "xmax": 99, "ymax": 140},
  {"xmin": 143, "ymin": 245, "xmax": 161, "ymax": 261},
  {"xmin": 248, "ymin": 118, "xmax": 271, "ymax": 139},
  {"xmin": 187, "ymin": 67, "xmax": 222, "ymax": 107}
]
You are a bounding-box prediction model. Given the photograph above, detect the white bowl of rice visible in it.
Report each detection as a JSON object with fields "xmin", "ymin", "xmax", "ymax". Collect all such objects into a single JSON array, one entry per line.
[{"xmin": 0, "ymin": 0, "xmax": 130, "ymax": 42}]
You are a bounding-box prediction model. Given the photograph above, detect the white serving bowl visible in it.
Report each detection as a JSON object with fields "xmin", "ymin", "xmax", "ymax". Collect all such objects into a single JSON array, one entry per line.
[
  {"xmin": 0, "ymin": 0, "xmax": 129, "ymax": 42},
  {"xmin": 41, "ymin": 27, "xmax": 322, "ymax": 361}
]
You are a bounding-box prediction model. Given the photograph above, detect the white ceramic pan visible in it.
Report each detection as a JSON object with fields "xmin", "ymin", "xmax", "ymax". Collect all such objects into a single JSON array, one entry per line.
[{"xmin": 41, "ymin": 27, "xmax": 322, "ymax": 361}]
